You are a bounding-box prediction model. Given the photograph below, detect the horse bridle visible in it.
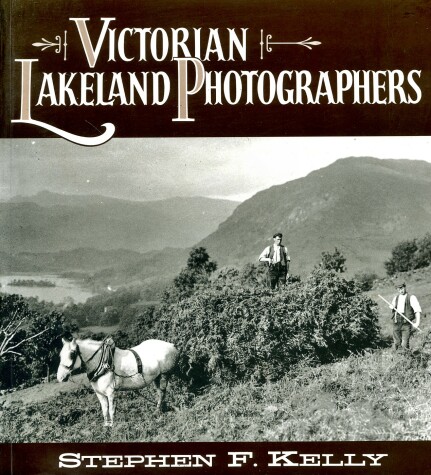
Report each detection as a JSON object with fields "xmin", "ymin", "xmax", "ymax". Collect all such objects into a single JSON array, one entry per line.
[
  {"xmin": 62, "ymin": 342, "xmax": 103, "ymax": 371},
  {"xmin": 62, "ymin": 338, "xmax": 115, "ymax": 383},
  {"xmin": 61, "ymin": 346, "xmax": 81, "ymax": 371}
]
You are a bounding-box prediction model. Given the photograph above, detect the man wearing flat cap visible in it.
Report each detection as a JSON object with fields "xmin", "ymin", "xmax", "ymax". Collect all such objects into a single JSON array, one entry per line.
[
  {"xmin": 390, "ymin": 281, "xmax": 422, "ymax": 351},
  {"xmin": 259, "ymin": 232, "xmax": 291, "ymax": 289}
]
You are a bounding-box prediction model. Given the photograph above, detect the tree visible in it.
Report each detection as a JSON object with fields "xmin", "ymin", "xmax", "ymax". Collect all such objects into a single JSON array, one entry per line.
[
  {"xmin": 186, "ymin": 247, "xmax": 217, "ymax": 274},
  {"xmin": 413, "ymin": 233, "xmax": 431, "ymax": 269},
  {"xmin": 25, "ymin": 311, "xmax": 71, "ymax": 381},
  {"xmin": 318, "ymin": 248, "xmax": 346, "ymax": 273},
  {"xmin": 384, "ymin": 234, "xmax": 431, "ymax": 275},
  {"xmin": 163, "ymin": 247, "xmax": 217, "ymax": 302},
  {"xmin": 384, "ymin": 239, "xmax": 418, "ymax": 275},
  {"xmin": 0, "ymin": 295, "xmax": 76, "ymax": 387},
  {"xmin": 0, "ymin": 294, "xmax": 48, "ymax": 359}
]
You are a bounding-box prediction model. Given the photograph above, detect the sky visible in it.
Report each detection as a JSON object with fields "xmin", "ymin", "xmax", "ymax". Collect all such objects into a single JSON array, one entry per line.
[{"xmin": 1, "ymin": 136, "xmax": 431, "ymax": 202}]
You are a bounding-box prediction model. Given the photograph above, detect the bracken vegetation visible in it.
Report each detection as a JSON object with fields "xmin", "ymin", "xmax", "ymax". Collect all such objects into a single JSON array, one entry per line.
[
  {"xmin": 1, "ymin": 244, "xmax": 431, "ymax": 441},
  {"xmin": 154, "ymin": 268, "xmax": 381, "ymax": 387}
]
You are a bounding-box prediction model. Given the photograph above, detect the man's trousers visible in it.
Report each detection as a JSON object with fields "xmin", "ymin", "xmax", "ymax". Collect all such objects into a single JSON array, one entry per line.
[{"xmin": 268, "ymin": 263, "xmax": 287, "ymax": 289}]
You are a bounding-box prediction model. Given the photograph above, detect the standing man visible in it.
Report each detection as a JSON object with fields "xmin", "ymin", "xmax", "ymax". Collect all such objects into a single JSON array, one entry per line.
[
  {"xmin": 259, "ymin": 232, "xmax": 291, "ymax": 289},
  {"xmin": 390, "ymin": 281, "xmax": 422, "ymax": 351}
]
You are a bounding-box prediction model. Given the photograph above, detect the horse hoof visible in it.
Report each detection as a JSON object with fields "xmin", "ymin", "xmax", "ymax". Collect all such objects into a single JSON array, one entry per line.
[{"xmin": 104, "ymin": 422, "xmax": 113, "ymax": 428}]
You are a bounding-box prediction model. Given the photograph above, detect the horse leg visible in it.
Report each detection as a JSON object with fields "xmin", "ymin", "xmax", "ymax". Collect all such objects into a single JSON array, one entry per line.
[
  {"xmin": 154, "ymin": 373, "xmax": 168, "ymax": 412},
  {"xmin": 107, "ymin": 392, "xmax": 116, "ymax": 426},
  {"xmin": 95, "ymin": 392, "xmax": 111, "ymax": 427}
]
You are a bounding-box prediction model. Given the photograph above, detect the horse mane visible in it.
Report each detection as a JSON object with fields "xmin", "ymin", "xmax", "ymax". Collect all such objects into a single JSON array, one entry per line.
[
  {"xmin": 61, "ymin": 334, "xmax": 102, "ymax": 348},
  {"xmin": 77, "ymin": 337, "xmax": 102, "ymax": 343},
  {"xmin": 77, "ymin": 336, "xmax": 116, "ymax": 349},
  {"xmin": 75, "ymin": 338, "xmax": 104, "ymax": 348}
]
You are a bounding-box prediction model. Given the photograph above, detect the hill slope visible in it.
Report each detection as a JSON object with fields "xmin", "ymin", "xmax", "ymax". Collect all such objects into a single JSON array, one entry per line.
[
  {"xmin": 0, "ymin": 248, "xmax": 144, "ymax": 274},
  {"xmin": 199, "ymin": 157, "xmax": 431, "ymax": 275},
  {"xmin": 1, "ymin": 192, "xmax": 239, "ymax": 254}
]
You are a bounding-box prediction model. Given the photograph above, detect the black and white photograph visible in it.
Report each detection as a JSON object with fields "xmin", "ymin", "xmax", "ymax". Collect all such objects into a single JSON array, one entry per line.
[
  {"xmin": 2, "ymin": 0, "xmax": 431, "ymax": 473},
  {"xmin": 0, "ymin": 136, "xmax": 430, "ymax": 443}
]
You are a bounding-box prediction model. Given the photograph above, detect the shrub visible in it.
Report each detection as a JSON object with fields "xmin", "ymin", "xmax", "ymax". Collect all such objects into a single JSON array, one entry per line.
[
  {"xmin": 317, "ymin": 248, "xmax": 346, "ymax": 273},
  {"xmin": 25, "ymin": 311, "xmax": 71, "ymax": 381},
  {"xmin": 413, "ymin": 233, "xmax": 431, "ymax": 269},
  {"xmin": 0, "ymin": 295, "xmax": 71, "ymax": 388},
  {"xmin": 385, "ymin": 233, "xmax": 431, "ymax": 275},
  {"xmin": 163, "ymin": 247, "xmax": 217, "ymax": 303},
  {"xmin": 0, "ymin": 358, "xmax": 31, "ymax": 389},
  {"xmin": 98, "ymin": 307, "xmax": 120, "ymax": 326},
  {"xmin": 385, "ymin": 239, "xmax": 418, "ymax": 275},
  {"xmin": 354, "ymin": 272, "xmax": 378, "ymax": 291},
  {"xmin": 154, "ymin": 269, "xmax": 381, "ymax": 388},
  {"xmin": 64, "ymin": 286, "xmax": 144, "ymax": 327},
  {"xmin": 129, "ymin": 306, "xmax": 159, "ymax": 345},
  {"xmin": 111, "ymin": 330, "xmax": 132, "ymax": 348}
]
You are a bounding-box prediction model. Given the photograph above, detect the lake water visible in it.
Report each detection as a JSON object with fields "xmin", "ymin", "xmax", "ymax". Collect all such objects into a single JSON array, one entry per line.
[{"xmin": 0, "ymin": 274, "xmax": 95, "ymax": 304}]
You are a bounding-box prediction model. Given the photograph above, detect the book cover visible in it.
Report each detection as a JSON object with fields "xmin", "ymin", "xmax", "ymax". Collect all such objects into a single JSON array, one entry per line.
[{"xmin": 1, "ymin": 0, "xmax": 431, "ymax": 473}]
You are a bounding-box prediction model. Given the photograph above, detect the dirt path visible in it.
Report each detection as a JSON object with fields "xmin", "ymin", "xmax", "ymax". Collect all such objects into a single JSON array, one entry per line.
[{"xmin": 0, "ymin": 373, "xmax": 89, "ymax": 408}]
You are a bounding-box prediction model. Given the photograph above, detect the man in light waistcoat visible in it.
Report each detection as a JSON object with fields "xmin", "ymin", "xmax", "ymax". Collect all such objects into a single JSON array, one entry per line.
[
  {"xmin": 390, "ymin": 281, "xmax": 421, "ymax": 351},
  {"xmin": 259, "ymin": 232, "xmax": 291, "ymax": 289}
]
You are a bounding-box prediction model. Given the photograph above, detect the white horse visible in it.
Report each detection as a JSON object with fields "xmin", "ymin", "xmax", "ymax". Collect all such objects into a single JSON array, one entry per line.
[{"xmin": 57, "ymin": 334, "xmax": 179, "ymax": 426}]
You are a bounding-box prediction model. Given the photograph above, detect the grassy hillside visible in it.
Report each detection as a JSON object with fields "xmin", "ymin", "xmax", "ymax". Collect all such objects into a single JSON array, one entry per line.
[
  {"xmin": 1, "ymin": 267, "xmax": 430, "ymax": 442},
  {"xmin": 2, "ymin": 348, "xmax": 431, "ymax": 442},
  {"xmin": 370, "ymin": 265, "xmax": 431, "ymax": 339}
]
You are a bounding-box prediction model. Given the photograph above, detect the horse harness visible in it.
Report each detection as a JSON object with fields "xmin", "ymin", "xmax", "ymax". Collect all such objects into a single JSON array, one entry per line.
[
  {"xmin": 85, "ymin": 336, "xmax": 116, "ymax": 382},
  {"xmin": 129, "ymin": 348, "xmax": 144, "ymax": 375},
  {"xmin": 70, "ymin": 337, "xmax": 146, "ymax": 382}
]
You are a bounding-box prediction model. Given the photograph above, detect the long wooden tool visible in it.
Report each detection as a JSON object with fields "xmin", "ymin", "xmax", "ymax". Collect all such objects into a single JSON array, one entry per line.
[{"xmin": 378, "ymin": 294, "xmax": 422, "ymax": 332}]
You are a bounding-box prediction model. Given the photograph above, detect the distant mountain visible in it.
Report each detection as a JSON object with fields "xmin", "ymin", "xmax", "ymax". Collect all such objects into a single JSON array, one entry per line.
[
  {"xmin": 9, "ymin": 191, "xmax": 125, "ymax": 208},
  {"xmin": 4, "ymin": 158, "xmax": 431, "ymax": 283},
  {"xmin": 0, "ymin": 248, "xmax": 144, "ymax": 274},
  {"xmin": 1, "ymin": 192, "xmax": 239, "ymax": 254},
  {"xmin": 198, "ymin": 157, "xmax": 431, "ymax": 276}
]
